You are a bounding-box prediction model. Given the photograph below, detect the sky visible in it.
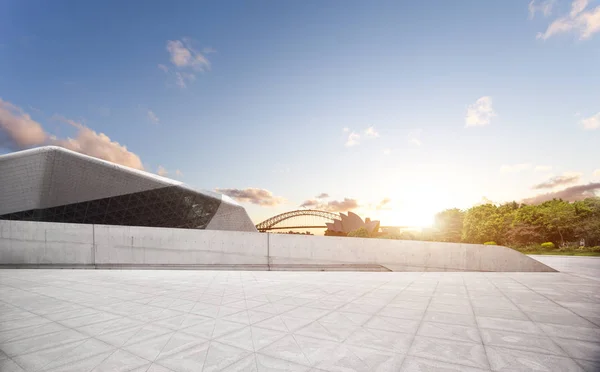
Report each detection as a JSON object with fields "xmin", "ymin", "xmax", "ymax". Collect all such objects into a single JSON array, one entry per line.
[{"xmin": 1, "ymin": 0, "xmax": 599, "ymax": 227}]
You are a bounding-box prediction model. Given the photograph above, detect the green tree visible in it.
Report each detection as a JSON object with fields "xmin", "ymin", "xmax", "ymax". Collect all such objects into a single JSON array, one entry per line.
[
  {"xmin": 462, "ymin": 204, "xmax": 502, "ymax": 244},
  {"xmin": 537, "ymin": 199, "xmax": 577, "ymax": 245},
  {"xmin": 434, "ymin": 208, "xmax": 465, "ymax": 242}
]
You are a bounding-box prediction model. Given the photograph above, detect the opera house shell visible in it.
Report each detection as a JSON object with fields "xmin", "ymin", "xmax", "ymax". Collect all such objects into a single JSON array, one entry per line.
[
  {"xmin": 0, "ymin": 146, "xmax": 257, "ymax": 232},
  {"xmin": 325, "ymin": 211, "xmax": 380, "ymax": 235}
]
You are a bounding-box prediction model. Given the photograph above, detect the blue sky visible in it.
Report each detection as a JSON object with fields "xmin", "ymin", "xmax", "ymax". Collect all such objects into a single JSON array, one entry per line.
[{"xmin": 1, "ymin": 0, "xmax": 599, "ymax": 226}]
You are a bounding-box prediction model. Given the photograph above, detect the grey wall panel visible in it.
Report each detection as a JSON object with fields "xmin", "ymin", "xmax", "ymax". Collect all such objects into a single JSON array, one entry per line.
[
  {"xmin": 0, "ymin": 220, "xmax": 93, "ymax": 265},
  {"xmin": 0, "ymin": 150, "xmax": 49, "ymax": 214},
  {"xmin": 0, "ymin": 220, "xmax": 556, "ymax": 272},
  {"xmin": 93, "ymin": 224, "xmax": 267, "ymax": 266},
  {"xmin": 206, "ymin": 195, "xmax": 258, "ymax": 232},
  {"xmin": 40, "ymin": 147, "xmax": 173, "ymax": 209},
  {"xmin": 268, "ymin": 234, "xmax": 556, "ymax": 272}
]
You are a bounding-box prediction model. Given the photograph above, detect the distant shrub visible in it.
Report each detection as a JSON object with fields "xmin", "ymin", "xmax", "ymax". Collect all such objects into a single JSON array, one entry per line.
[
  {"xmin": 483, "ymin": 241, "xmax": 497, "ymax": 245},
  {"xmin": 347, "ymin": 227, "xmax": 371, "ymax": 238},
  {"xmin": 541, "ymin": 242, "xmax": 555, "ymax": 248}
]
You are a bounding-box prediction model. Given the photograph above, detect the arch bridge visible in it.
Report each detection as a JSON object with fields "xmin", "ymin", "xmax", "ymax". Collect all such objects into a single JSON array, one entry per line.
[{"xmin": 255, "ymin": 209, "xmax": 340, "ymax": 232}]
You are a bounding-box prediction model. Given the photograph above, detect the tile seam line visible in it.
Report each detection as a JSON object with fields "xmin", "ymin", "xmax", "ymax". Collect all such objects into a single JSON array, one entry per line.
[
  {"xmin": 507, "ymin": 273, "xmax": 600, "ymax": 326},
  {"xmin": 487, "ymin": 276, "xmax": 575, "ymax": 362},
  {"xmin": 463, "ymin": 274, "xmax": 492, "ymax": 370},
  {"xmin": 396, "ymin": 276, "xmax": 440, "ymax": 371}
]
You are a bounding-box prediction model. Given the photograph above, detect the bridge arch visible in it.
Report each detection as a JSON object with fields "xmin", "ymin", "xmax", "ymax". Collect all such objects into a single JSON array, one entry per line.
[{"xmin": 255, "ymin": 209, "xmax": 340, "ymax": 232}]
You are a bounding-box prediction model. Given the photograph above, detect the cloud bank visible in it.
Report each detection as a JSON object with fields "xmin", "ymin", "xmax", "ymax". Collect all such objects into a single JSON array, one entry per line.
[
  {"xmin": 0, "ymin": 98, "xmax": 144, "ymax": 170},
  {"xmin": 216, "ymin": 187, "xmax": 286, "ymax": 206}
]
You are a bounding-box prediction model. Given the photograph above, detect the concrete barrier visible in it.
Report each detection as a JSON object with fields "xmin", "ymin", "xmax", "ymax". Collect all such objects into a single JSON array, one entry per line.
[
  {"xmin": 0, "ymin": 220, "xmax": 556, "ymax": 272},
  {"xmin": 93, "ymin": 224, "xmax": 268, "ymax": 267},
  {"xmin": 0, "ymin": 220, "xmax": 94, "ymax": 266},
  {"xmin": 268, "ymin": 234, "xmax": 556, "ymax": 272}
]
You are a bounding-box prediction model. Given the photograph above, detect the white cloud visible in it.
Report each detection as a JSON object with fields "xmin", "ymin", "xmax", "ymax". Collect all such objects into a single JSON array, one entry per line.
[
  {"xmin": 500, "ymin": 163, "xmax": 532, "ymax": 173},
  {"xmin": 157, "ymin": 165, "xmax": 168, "ymax": 176},
  {"xmin": 535, "ymin": 165, "xmax": 553, "ymax": 172},
  {"xmin": 161, "ymin": 39, "xmax": 210, "ymax": 88},
  {"xmin": 216, "ymin": 188, "xmax": 286, "ymax": 207},
  {"xmin": 532, "ymin": 172, "xmax": 582, "ymax": 189},
  {"xmin": 0, "ymin": 98, "xmax": 144, "ymax": 170},
  {"xmin": 345, "ymin": 132, "xmax": 360, "ymax": 147},
  {"xmin": 50, "ymin": 117, "xmax": 144, "ymax": 170},
  {"xmin": 571, "ymin": 0, "xmax": 589, "ymax": 17},
  {"xmin": 166, "ymin": 40, "xmax": 210, "ymax": 70},
  {"xmin": 364, "ymin": 126, "xmax": 379, "ymax": 138},
  {"xmin": 537, "ymin": 0, "xmax": 600, "ymax": 40},
  {"xmin": 408, "ymin": 129, "xmax": 422, "ymax": 146},
  {"xmin": 383, "ymin": 148, "xmax": 391, "ymax": 155},
  {"xmin": 0, "ymin": 98, "xmax": 47, "ymax": 147},
  {"xmin": 342, "ymin": 127, "xmax": 349, "ymax": 132},
  {"xmin": 529, "ymin": 0, "xmax": 555, "ymax": 19},
  {"xmin": 593, "ymin": 169, "xmax": 600, "ymax": 178},
  {"xmin": 147, "ymin": 110, "xmax": 159, "ymax": 124},
  {"xmin": 465, "ymin": 96, "xmax": 496, "ymax": 127},
  {"xmin": 582, "ymin": 112, "xmax": 600, "ymax": 130}
]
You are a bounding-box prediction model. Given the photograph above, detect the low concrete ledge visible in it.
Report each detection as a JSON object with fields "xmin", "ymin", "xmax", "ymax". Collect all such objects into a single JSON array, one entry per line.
[{"xmin": 0, "ymin": 220, "xmax": 558, "ymax": 272}]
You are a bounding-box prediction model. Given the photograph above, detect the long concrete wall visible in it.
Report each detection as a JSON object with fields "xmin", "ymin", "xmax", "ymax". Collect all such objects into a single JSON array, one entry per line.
[
  {"xmin": 268, "ymin": 234, "xmax": 555, "ymax": 272},
  {"xmin": 0, "ymin": 220, "xmax": 556, "ymax": 272}
]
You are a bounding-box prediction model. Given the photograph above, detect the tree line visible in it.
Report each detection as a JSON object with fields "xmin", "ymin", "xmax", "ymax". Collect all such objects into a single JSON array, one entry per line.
[{"xmin": 431, "ymin": 197, "xmax": 600, "ymax": 247}]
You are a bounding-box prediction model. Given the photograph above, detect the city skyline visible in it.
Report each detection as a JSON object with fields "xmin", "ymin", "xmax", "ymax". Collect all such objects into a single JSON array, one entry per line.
[{"xmin": 1, "ymin": 0, "xmax": 599, "ymax": 227}]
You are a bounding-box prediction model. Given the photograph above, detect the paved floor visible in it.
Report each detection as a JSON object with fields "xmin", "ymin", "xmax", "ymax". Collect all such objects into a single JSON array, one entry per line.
[
  {"xmin": 0, "ymin": 259, "xmax": 599, "ymax": 371},
  {"xmin": 531, "ymin": 255, "xmax": 600, "ymax": 281}
]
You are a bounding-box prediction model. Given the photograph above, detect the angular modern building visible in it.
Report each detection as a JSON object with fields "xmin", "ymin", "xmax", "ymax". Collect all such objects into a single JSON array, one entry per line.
[{"xmin": 0, "ymin": 146, "xmax": 257, "ymax": 232}]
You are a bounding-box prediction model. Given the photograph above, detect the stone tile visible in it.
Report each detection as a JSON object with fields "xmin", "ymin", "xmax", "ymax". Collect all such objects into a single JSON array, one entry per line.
[
  {"xmin": 399, "ymin": 356, "xmax": 491, "ymax": 372},
  {"xmin": 480, "ymin": 328, "xmax": 565, "ymax": 356},
  {"xmin": 473, "ymin": 306, "xmax": 529, "ymax": 321},
  {"xmin": 0, "ymin": 316, "xmax": 52, "ymax": 332},
  {"xmin": 344, "ymin": 345, "xmax": 405, "ymax": 371},
  {"xmin": 408, "ymin": 336, "xmax": 489, "ymax": 369},
  {"xmin": 422, "ymin": 311, "xmax": 476, "ymax": 326},
  {"xmin": 143, "ymin": 364, "xmax": 175, "ymax": 372},
  {"xmin": 427, "ymin": 302, "xmax": 472, "ymax": 315},
  {"xmin": 377, "ymin": 306, "xmax": 424, "ymax": 320},
  {"xmin": 223, "ymin": 354, "xmax": 309, "ymax": 372},
  {"xmin": 364, "ymin": 315, "xmax": 421, "ymax": 334},
  {"xmin": 156, "ymin": 341, "xmax": 210, "ymax": 372},
  {"xmin": 90, "ymin": 349, "xmax": 149, "ymax": 372},
  {"xmin": 0, "ymin": 322, "xmax": 68, "ymax": 343},
  {"xmin": 259, "ymin": 335, "xmax": 312, "ymax": 366},
  {"xmin": 202, "ymin": 341, "xmax": 252, "ymax": 372},
  {"xmin": 519, "ymin": 305, "xmax": 597, "ymax": 327},
  {"xmin": 417, "ymin": 321, "xmax": 481, "ymax": 343},
  {"xmin": 0, "ymin": 359, "xmax": 26, "ymax": 372},
  {"xmin": 44, "ymin": 307, "xmax": 100, "ymax": 322},
  {"xmin": 13, "ymin": 338, "xmax": 113, "ymax": 372},
  {"xmin": 476, "ymin": 316, "xmax": 544, "ymax": 335},
  {"xmin": 2, "ymin": 266, "xmax": 600, "ymax": 372},
  {"xmin": 254, "ymin": 316, "xmax": 290, "ymax": 332},
  {"xmin": 486, "ymin": 345, "xmax": 585, "ymax": 372},
  {"xmin": 0, "ymin": 329, "xmax": 88, "ymax": 357},
  {"xmin": 293, "ymin": 335, "xmax": 343, "ymax": 366},
  {"xmin": 76, "ymin": 317, "xmax": 144, "ymax": 337},
  {"xmin": 345, "ymin": 327, "xmax": 413, "ymax": 353},
  {"xmin": 552, "ymin": 338, "xmax": 600, "ymax": 362},
  {"xmin": 575, "ymin": 359, "xmax": 600, "ymax": 372},
  {"xmin": 319, "ymin": 311, "xmax": 371, "ymax": 327},
  {"xmin": 538, "ymin": 322, "xmax": 600, "ymax": 342}
]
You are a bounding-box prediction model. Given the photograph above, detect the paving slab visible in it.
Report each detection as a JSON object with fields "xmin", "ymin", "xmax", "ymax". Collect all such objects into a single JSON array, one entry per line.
[{"xmin": 0, "ymin": 256, "xmax": 599, "ymax": 371}]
